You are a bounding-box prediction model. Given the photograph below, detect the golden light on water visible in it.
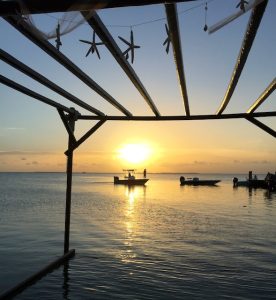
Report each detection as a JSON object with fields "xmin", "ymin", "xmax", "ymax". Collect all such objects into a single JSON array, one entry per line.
[{"xmin": 117, "ymin": 143, "xmax": 152, "ymax": 164}]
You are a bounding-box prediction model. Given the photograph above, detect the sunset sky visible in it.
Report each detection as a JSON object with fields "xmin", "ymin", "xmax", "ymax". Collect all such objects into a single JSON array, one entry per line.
[{"xmin": 0, "ymin": 0, "xmax": 275, "ymax": 173}]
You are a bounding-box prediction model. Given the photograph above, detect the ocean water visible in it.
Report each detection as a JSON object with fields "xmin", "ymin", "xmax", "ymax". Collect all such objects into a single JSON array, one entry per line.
[{"xmin": 0, "ymin": 172, "xmax": 275, "ymax": 299}]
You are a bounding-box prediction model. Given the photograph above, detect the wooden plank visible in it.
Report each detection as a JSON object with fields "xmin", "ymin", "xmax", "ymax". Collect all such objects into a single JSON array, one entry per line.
[
  {"xmin": 64, "ymin": 120, "xmax": 106, "ymax": 155},
  {"xmin": 0, "ymin": 249, "xmax": 75, "ymax": 300},
  {"xmin": 4, "ymin": 15, "xmax": 132, "ymax": 117},
  {"xmin": 165, "ymin": 3, "xmax": 190, "ymax": 116},
  {"xmin": 246, "ymin": 117, "xmax": 276, "ymax": 138},
  {"xmin": 78, "ymin": 111, "xmax": 276, "ymax": 121},
  {"xmin": 0, "ymin": 0, "xmax": 196, "ymax": 16},
  {"xmin": 0, "ymin": 74, "xmax": 72, "ymax": 113},
  {"xmin": 247, "ymin": 78, "xmax": 276, "ymax": 113},
  {"xmin": 216, "ymin": 0, "xmax": 268, "ymax": 115},
  {"xmin": 0, "ymin": 49, "xmax": 104, "ymax": 116},
  {"xmin": 82, "ymin": 11, "xmax": 160, "ymax": 116}
]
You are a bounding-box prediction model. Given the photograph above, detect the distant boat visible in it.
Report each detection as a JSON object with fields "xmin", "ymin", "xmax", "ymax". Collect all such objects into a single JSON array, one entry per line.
[
  {"xmin": 114, "ymin": 169, "xmax": 149, "ymax": 186},
  {"xmin": 180, "ymin": 176, "xmax": 220, "ymax": 186}
]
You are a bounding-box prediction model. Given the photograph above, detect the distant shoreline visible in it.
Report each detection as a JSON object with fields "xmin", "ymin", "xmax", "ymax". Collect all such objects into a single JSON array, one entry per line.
[{"xmin": 0, "ymin": 171, "xmax": 268, "ymax": 175}]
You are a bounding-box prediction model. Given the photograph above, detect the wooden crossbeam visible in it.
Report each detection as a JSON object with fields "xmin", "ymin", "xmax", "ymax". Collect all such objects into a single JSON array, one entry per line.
[
  {"xmin": 4, "ymin": 15, "xmax": 132, "ymax": 117},
  {"xmin": 247, "ymin": 78, "xmax": 276, "ymax": 113},
  {"xmin": 0, "ymin": 74, "xmax": 73, "ymax": 113},
  {"xmin": 216, "ymin": 0, "xmax": 268, "ymax": 115},
  {"xmin": 0, "ymin": 49, "xmax": 104, "ymax": 116},
  {"xmin": 78, "ymin": 111, "xmax": 276, "ymax": 121},
  {"xmin": 246, "ymin": 117, "xmax": 276, "ymax": 138},
  {"xmin": 165, "ymin": 3, "xmax": 190, "ymax": 116},
  {"xmin": 82, "ymin": 11, "xmax": 160, "ymax": 116},
  {"xmin": 64, "ymin": 120, "xmax": 106, "ymax": 155}
]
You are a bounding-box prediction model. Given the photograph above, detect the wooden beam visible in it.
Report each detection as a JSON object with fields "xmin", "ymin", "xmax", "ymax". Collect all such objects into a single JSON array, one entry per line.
[
  {"xmin": 216, "ymin": 0, "xmax": 268, "ymax": 115},
  {"xmin": 64, "ymin": 120, "xmax": 106, "ymax": 155},
  {"xmin": 0, "ymin": 249, "xmax": 75, "ymax": 299},
  {"xmin": 165, "ymin": 3, "xmax": 190, "ymax": 116},
  {"xmin": 78, "ymin": 111, "xmax": 276, "ymax": 121},
  {"xmin": 82, "ymin": 11, "xmax": 160, "ymax": 116},
  {"xmin": 0, "ymin": 74, "xmax": 73, "ymax": 113},
  {"xmin": 0, "ymin": 49, "xmax": 104, "ymax": 116},
  {"xmin": 57, "ymin": 109, "xmax": 77, "ymax": 144},
  {"xmin": 4, "ymin": 15, "xmax": 132, "ymax": 117},
  {"xmin": 0, "ymin": 0, "xmax": 196, "ymax": 16},
  {"xmin": 246, "ymin": 117, "xmax": 276, "ymax": 138},
  {"xmin": 247, "ymin": 78, "xmax": 276, "ymax": 113}
]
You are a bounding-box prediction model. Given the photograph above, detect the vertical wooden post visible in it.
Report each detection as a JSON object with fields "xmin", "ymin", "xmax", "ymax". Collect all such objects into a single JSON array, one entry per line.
[{"xmin": 64, "ymin": 116, "xmax": 75, "ymax": 254}]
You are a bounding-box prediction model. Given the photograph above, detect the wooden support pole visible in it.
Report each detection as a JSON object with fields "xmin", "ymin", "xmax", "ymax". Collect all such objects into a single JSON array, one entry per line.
[
  {"xmin": 64, "ymin": 117, "xmax": 75, "ymax": 254},
  {"xmin": 0, "ymin": 249, "xmax": 75, "ymax": 300}
]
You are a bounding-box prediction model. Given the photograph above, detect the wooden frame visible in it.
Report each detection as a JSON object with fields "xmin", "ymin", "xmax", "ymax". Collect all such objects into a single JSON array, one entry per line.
[{"xmin": 0, "ymin": 0, "xmax": 274, "ymax": 297}]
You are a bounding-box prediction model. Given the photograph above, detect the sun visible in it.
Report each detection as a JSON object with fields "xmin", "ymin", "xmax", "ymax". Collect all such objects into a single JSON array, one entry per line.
[{"xmin": 117, "ymin": 143, "xmax": 151, "ymax": 164}]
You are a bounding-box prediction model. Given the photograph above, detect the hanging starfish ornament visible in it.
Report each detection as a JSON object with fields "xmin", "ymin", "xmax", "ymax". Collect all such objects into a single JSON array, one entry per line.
[
  {"xmin": 163, "ymin": 24, "xmax": 171, "ymax": 54},
  {"xmin": 236, "ymin": 0, "xmax": 249, "ymax": 12},
  {"xmin": 79, "ymin": 31, "xmax": 104, "ymax": 59},
  {"xmin": 55, "ymin": 23, "xmax": 62, "ymax": 51},
  {"xmin": 118, "ymin": 29, "xmax": 140, "ymax": 64}
]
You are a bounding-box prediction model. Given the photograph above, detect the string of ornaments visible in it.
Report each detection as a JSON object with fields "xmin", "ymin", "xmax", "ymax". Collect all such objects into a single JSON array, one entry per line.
[{"xmin": 53, "ymin": 0, "xmax": 250, "ymax": 62}]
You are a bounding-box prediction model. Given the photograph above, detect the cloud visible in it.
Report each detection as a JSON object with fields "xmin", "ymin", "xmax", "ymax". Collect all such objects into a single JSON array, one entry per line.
[{"xmin": 5, "ymin": 127, "xmax": 25, "ymax": 130}]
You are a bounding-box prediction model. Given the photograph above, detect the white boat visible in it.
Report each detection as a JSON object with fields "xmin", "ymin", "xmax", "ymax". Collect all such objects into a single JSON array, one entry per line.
[{"xmin": 114, "ymin": 169, "xmax": 149, "ymax": 185}]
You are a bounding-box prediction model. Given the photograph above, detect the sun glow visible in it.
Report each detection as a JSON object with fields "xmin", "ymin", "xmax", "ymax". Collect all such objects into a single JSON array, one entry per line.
[{"xmin": 118, "ymin": 143, "xmax": 151, "ymax": 164}]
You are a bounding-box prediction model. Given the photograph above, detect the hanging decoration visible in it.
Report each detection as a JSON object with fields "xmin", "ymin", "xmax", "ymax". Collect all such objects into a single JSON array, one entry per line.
[
  {"xmin": 203, "ymin": 2, "xmax": 208, "ymax": 32},
  {"xmin": 163, "ymin": 24, "xmax": 171, "ymax": 54},
  {"xmin": 118, "ymin": 28, "xmax": 140, "ymax": 64},
  {"xmin": 236, "ymin": 0, "xmax": 249, "ymax": 12},
  {"xmin": 79, "ymin": 30, "xmax": 104, "ymax": 59},
  {"xmin": 55, "ymin": 22, "xmax": 62, "ymax": 51},
  {"xmin": 208, "ymin": 0, "xmax": 264, "ymax": 34}
]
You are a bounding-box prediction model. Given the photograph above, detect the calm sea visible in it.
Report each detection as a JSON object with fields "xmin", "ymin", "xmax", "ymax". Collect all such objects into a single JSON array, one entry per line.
[{"xmin": 0, "ymin": 172, "xmax": 275, "ymax": 299}]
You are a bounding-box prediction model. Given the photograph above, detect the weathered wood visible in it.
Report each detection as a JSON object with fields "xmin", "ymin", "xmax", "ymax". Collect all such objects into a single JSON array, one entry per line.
[
  {"xmin": 165, "ymin": 3, "xmax": 190, "ymax": 116},
  {"xmin": 0, "ymin": 0, "xmax": 196, "ymax": 16},
  {"xmin": 216, "ymin": 0, "xmax": 268, "ymax": 115},
  {"xmin": 0, "ymin": 249, "xmax": 75, "ymax": 300},
  {"xmin": 64, "ymin": 117, "xmax": 75, "ymax": 254},
  {"xmin": 0, "ymin": 74, "xmax": 72, "ymax": 113},
  {"xmin": 58, "ymin": 109, "xmax": 77, "ymax": 144},
  {"xmin": 78, "ymin": 111, "xmax": 276, "ymax": 121},
  {"xmin": 82, "ymin": 11, "xmax": 160, "ymax": 116},
  {"xmin": 64, "ymin": 120, "xmax": 106, "ymax": 155},
  {"xmin": 247, "ymin": 78, "xmax": 276, "ymax": 113},
  {"xmin": 0, "ymin": 49, "xmax": 104, "ymax": 116},
  {"xmin": 246, "ymin": 117, "xmax": 276, "ymax": 138},
  {"xmin": 4, "ymin": 15, "xmax": 132, "ymax": 117}
]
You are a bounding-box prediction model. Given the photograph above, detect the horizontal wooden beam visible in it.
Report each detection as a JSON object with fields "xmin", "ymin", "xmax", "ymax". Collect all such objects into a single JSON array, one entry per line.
[
  {"xmin": 0, "ymin": 74, "xmax": 73, "ymax": 113},
  {"xmin": 78, "ymin": 111, "xmax": 276, "ymax": 121},
  {"xmin": 216, "ymin": 0, "xmax": 268, "ymax": 115},
  {"xmin": 4, "ymin": 15, "xmax": 132, "ymax": 117},
  {"xmin": 0, "ymin": 249, "xmax": 75, "ymax": 299},
  {"xmin": 0, "ymin": 49, "xmax": 104, "ymax": 116},
  {"xmin": 0, "ymin": 0, "xmax": 196, "ymax": 16}
]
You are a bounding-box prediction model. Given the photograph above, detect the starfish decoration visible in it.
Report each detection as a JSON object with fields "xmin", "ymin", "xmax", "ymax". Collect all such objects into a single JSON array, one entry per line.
[
  {"xmin": 55, "ymin": 23, "xmax": 62, "ymax": 51},
  {"xmin": 118, "ymin": 29, "xmax": 140, "ymax": 64},
  {"xmin": 236, "ymin": 0, "xmax": 249, "ymax": 12},
  {"xmin": 79, "ymin": 31, "xmax": 104, "ymax": 59},
  {"xmin": 163, "ymin": 24, "xmax": 171, "ymax": 54}
]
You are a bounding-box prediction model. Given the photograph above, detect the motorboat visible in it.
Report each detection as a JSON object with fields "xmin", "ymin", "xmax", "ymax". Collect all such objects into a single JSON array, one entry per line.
[
  {"xmin": 114, "ymin": 169, "xmax": 149, "ymax": 185},
  {"xmin": 180, "ymin": 176, "xmax": 220, "ymax": 186}
]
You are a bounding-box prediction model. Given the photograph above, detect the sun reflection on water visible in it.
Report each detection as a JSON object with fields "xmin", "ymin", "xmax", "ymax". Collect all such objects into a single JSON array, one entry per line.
[{"xmin": 120, "ymin": 186, "xmax": 146, "ymax": 264}]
